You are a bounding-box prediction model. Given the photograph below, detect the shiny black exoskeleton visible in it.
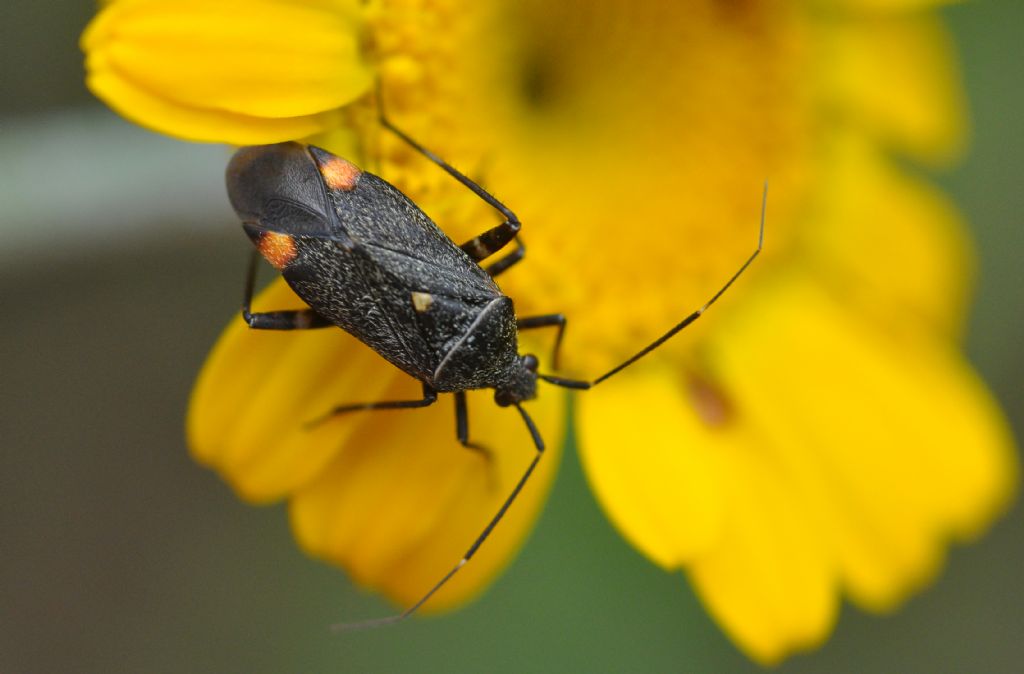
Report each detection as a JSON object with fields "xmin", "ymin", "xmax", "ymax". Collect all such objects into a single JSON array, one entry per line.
[{"xmin": 227, "ymin": 141, "xmax": 538, "ymax": 407}]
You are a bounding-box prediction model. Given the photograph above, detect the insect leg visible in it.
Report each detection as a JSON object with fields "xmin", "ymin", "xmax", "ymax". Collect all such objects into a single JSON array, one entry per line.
[
  {"xmin": 242, "ymin": 250, "xmax": 332, "ymax": 330},
  {"xmin": 306, "ymin": 382, "xmax": 438, "ymax": 428},
  {"xmin": 376, "ymin": 94, "xmax": 523, "ymax": 267},
  {"xmin": 483, "ymin": 238, "xmax": 525, "ymax": 277},
  {"xmin": 454, "ymin": 391, "xmax": 492, "ymax": 459},
  {"xmin": 539, "ymin": 184, "xmax": 767, "ymax": 390},
  {"xmin": 332, "ymin": 402, "xmax": 545, "ymax": 631},
  {"xmin": 516, "ymin": 314, "xmax": 567, "ymax": 370}
]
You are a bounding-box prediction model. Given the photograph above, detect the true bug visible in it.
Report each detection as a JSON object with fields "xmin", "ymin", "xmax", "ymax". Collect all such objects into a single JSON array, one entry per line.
[{"xmin": 226, "ymin": 108, "xmax": 765, "ymax": 629}]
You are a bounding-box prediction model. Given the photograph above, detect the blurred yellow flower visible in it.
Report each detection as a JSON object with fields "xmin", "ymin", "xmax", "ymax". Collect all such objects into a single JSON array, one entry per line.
[{"xmin": 83, "ymin": 0, "xmax": 1018, "ymax": 664}]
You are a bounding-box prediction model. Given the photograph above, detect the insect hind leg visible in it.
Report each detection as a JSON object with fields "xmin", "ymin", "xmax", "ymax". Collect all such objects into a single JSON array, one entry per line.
[{"xmin": 332, "ymin": 402, "xmax": 546, "ymax": 632}]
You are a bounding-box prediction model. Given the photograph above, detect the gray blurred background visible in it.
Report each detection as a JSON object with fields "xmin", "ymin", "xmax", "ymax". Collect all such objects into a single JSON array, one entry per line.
[{"xmin": 1, "ymin": 2, "xmax": 1021, "ymax": 672}]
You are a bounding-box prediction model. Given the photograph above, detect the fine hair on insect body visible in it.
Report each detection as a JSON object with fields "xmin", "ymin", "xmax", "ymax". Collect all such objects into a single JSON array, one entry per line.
[{"xmin": 225, "ymin": 96, "xmax": 766, "ymax": 631}]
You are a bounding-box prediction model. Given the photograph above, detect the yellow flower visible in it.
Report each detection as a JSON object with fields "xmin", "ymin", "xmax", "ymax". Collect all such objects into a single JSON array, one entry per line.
[
  {"xmin": 82, "ymin": 0, "xmax": 372, "ymax": 143},
  {"xmin": 83, "ymin": 0, "xmax": 1018, "ymax": 664}
]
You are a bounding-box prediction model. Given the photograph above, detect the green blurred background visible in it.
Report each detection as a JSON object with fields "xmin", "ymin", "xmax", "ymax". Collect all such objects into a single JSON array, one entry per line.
[{"xmin": 1, "ymin": 2, "xmax": 1021, "ymax": 672}]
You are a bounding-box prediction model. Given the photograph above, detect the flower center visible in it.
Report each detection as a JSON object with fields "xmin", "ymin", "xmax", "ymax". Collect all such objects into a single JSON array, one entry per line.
[{"xmin": 361, "ymin": 0, "xmax": 813, "ymax": 372}]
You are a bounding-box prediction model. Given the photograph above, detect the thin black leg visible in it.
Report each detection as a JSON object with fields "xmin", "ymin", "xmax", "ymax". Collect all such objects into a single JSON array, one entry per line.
[
  {"xmin": 242, "ymin": 250, "xmax": 332, "ymax": 330},
  {"xmin": 458, "ymin": 220, "xmax": 522, "ymax": 266},
  {"xmin": 306, "ymin": 382, "xmax": 438, "ymax": 428},
  {"xmin": 516, "ymin": 313, "xmax": 567, "ymax": 370},
  {"xmin": 484, "ymin": 237, "xmax": 526, "ymax": 277},
  {"xmin": 376, "ymin": 87, "xmax": 522, "ymax": 266},
  {"xmin": 539, "ymin": 183, "xmax": 768, "ymax": 390},
  {"xmin": 331, "ymin": 402, "xmax": 546, "ymax": 631},
  {"xmin": 454, "ymin": 391, "xmax": 492, "ymax": 459}
]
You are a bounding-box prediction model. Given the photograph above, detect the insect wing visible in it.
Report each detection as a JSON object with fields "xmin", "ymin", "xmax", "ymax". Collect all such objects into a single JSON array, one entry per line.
[{"xmin": 308, "ymin": 146, "xmax": 500, "ymax": 300}]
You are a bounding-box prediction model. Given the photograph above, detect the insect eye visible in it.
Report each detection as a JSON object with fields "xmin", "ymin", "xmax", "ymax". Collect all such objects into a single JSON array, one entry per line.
[{"xmin": 523, "ymin": 354, "xmax": 539, "ymax": 372}]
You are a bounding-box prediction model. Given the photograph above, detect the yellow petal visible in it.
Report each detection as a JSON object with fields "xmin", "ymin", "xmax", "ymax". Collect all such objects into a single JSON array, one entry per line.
[
  {"xmin": 687, "ymin": 446, "xmax": 837, "ymax": 666},
  {"xmin": 877, "ymin": 328, "xmax": 1019, "ymax": 542},
  {"xmin": 289, "ymin": 382, "xmax": 565, "ymax": 611},
  {"xmin": 821, "ymin": 1, "xmax": 962, "ymax": 14},
  {"xmin": 577, "ymin": 362, "xmax": 836, "ymax": 664},
  {"xmin": 82, "ymin": 0, "xmax": 372, "ymax": 143},
  {"xmin": 816, "ymin": 11, "xmax": 966, "ymax": 163},
  {"xmin": 804, "ymin": 132, "xmax": 974, "ymax": 336},
  {"xmin": 85, "ymin": 65, "xmax": 345, "ymax": 144},
  {"xmin": 710, "ymin": 271, "xmax": 1017, "ymax": 612},
  {"xmin": 188, "ymin": 279, "xmax": 401, "ymax": 502},
  {"xmin": 576, "ymin": 365, "xmax": 728, "ymax": 570}
]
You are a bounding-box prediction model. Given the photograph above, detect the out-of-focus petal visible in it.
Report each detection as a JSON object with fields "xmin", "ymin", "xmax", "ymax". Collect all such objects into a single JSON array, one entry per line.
[
  {"xmin": 709, "ymin": 271, "xmax": 1017, "ymax": 611},
  {"xmin": 188, "ymin": 279, "xmax": 400, "ymax": 503},
  {"xmin": 576, "ymin": 366, "xmax": 728, "ymax": 570},
  {"xmin": 576, "ymin": 344, "xmax": 837, "ymax": 664},
  {"xmin": 687, "ymin": 445, "xmax": 837, "ymax": 666},
  {"xmin": 803, "ymin": 132, "xmax": 974, "ymax": 336},
  {"xmin": 816, "ymin": 11, "xmax": 966, "ymax": 162}
]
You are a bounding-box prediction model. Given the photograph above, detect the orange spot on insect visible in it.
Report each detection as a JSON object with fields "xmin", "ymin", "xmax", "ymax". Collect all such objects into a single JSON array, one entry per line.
[
  {"xmin": 258, "ymin": 231, "xmax": 298, "ymax": 270},
  {"xmin": 320, "ymin": 157, "xmax": 361, "ymax": 191}
]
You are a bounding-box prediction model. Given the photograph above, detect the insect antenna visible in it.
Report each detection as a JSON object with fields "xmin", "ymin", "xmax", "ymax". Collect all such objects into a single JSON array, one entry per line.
[
  {"xmin": 331, "ymin": 403, "xmax": 546, "ymax": 632},
  {"xmin": 539, "ymin": 182, "xmax": 767, "ymax": 390}
]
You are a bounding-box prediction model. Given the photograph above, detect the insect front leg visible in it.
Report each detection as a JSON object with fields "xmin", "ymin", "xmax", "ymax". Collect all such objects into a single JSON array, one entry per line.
[
  {"xmin": 241, "ymin": 250, "xmax": 332, "ymax": 330},
  {"xmin": 377, "ymin": 94, "xmax": 525, "ymax": 275}
]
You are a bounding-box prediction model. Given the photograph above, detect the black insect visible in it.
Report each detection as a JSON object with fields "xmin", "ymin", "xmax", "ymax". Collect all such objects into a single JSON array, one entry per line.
[{"xmin": 226, "ymin": 109, "xmax": 765, "ymax": 629}]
